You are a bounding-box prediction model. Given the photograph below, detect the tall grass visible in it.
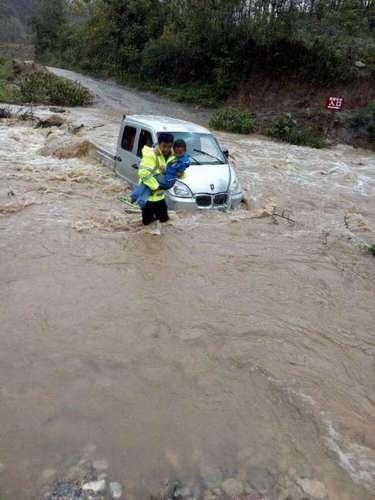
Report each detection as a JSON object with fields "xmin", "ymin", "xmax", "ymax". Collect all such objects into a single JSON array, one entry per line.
[
  {"xmin": 19, "ymin": 72, "xmax": 91, "ymax": 106},
  {"xmin": 0, "ymin": 57, "xmax": 92, "ymax": 106}
]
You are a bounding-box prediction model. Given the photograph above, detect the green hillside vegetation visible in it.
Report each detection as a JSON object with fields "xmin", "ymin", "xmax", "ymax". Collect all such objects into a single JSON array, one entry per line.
[
  {"xmin": 0, "ymin": 58, "xmax": 91, "ymax": 106},
  {"xmin": 2, "ymin": 0, "xmax": 373, "ymax": 146},
  {"xmin": 0, "ymin": 0, "xmax": 34, "ymax": 42},
  {"xmin": 31, "ymin": 0, "xmax": 374, "ymax": 97}
]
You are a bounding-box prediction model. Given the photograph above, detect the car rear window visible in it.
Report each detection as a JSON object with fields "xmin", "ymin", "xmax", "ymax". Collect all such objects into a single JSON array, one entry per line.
[{"xmin": 121, "ymin": 126, "xmax": 137, "ymax": 152}]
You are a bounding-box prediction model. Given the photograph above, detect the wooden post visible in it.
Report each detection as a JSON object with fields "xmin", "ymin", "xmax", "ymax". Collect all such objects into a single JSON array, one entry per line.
[
  {"xmin": 325, "ymin": 96, "xmax": 344, "ymax": 139},
  {"xmin": 324, "ymin": 109, "xmax": 336, "ymax": 139}
]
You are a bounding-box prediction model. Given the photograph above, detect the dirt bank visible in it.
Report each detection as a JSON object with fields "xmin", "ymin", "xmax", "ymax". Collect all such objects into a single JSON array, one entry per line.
[
  {"xmin": 227, "ymin": 74, "xmax": 375, "ymax": 148},
  {"xmin": 231, "ymin": 75, "xmax": 375, "ymax": 113}
]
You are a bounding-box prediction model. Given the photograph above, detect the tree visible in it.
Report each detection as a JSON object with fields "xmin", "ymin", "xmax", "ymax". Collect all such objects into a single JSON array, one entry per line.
[
  {"xmin": 0, "ymin": 0, "xmax": 33, "ymax": 42},
  {"xmin": 31, "ymin": 0, "xmax": 66, "ymax": 57}
]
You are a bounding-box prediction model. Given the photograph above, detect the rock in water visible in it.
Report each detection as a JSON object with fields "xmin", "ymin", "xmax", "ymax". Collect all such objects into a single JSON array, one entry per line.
[
  {"xmin": 173, "ymin": 485, "xmax": 192, "ymax": 498},
  {"xmin": 37, "ymin": 115, "xmax": 65, "ymax": 128},
  {"xmin": 82, "ymin": 479, "xmax": 107, "ymax": 493},
  {"xmin": 247, "ymin": 466, "xmax": 276, "ymax": 493},
  {"xmin": 200, "ymin": 465, "xmax": 223, "ymax": 489},
  {"xmin": 203, "ymin": 492, "xmax": 218, "ymax": 500},
  {"xmin": 296, "ymin": 478, "xmax": 327, "ymax": 499},
  {"xmin": 221, "ymin": 478, "xmax": 244, "ymax": 498},
  {"xmin": 49, "ymin": 107, "xmax": 66, "ymax": 114},
  {"xmin": 0, "ymin": 108, "xmax": 12, "ymax": 119},
  {"xmin": 109, "ymin": 481, "xmax": 123, "ymax": 499}
]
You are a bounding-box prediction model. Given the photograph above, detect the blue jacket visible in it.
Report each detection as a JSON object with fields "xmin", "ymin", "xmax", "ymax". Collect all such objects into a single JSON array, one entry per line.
[{"xmin": 164, "ymin": 153, "xmax": 190, "ymax": 183}]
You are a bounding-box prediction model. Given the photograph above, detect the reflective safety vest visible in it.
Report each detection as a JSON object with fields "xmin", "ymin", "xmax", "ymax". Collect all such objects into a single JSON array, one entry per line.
[{"xmin": 138, "ymin": 146, "xmax": 176, "ymax": 203}]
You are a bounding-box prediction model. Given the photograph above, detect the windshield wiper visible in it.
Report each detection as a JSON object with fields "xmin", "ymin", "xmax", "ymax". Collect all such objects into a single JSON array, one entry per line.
[
  {"xmin": 193, "ymin": 148, "xmax": 224, "ymax": 164},
  {"xmin": 189, "ymin": 155, "xmax": 201, "ymax": 165}
]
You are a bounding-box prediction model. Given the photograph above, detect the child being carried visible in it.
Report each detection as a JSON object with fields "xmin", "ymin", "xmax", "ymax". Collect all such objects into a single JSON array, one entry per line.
[{"xmin": 131, "ymin": 139, "xmax": 190, "ymax": 209}]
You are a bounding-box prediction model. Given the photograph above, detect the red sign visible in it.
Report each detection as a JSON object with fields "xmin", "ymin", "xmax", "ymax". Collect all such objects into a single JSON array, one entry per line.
[{"xmin": 326, "ymin": 96, "xmax": 344, "ymax": 111}]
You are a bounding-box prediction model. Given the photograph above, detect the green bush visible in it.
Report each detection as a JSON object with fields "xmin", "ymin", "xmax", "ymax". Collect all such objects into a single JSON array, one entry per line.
[
  {"xmin": 268, "ymin": 114, "xmax": 326, "ymax": 148},
  {"xmin": 0, "ymin": 57, "xmax": 13, "ymax": 81},
  {"xmin": 0, "ymin": 84, "xmax": 13, "ymax": 103},
  {"xmin": 141, "ymin": 38, "xmax": 180, "ymax": 84},
  {"xmin": 348, "ymin": 101, "xmax": 375, "ymax": 142},
  {"xmin": 164, "ymin": 84, "xmax": 222, "ymax": 107},
  {"xmin": 209, "ymin": 107, "xmax": 254, "ymax": 134},
  {"xmin": 125, "ymin": 75, "xmax": 222, "ymax": 107},
  {"xmin": 0, "ymin": 59, "xmax": 24, "ymax": 103},
  {"xmin": 19, "ymin": 71, "xmax": 92, "ymax": 106}
]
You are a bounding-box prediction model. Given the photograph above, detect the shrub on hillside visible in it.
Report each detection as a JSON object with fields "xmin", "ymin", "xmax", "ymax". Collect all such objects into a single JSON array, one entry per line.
[
  {"xmin": 19, "ymin": 72, "xmax": 91, "ymax": 106},
  {"xmin": 0, "ymin": 57, "xmax": 16, "ymax": 102},
  {"xmin": 141, "ymin": 39, "xmax": 179, "ymax": 84},
  {"xmin": 348, "ymin": 101, "xmax": 375, "ymax": 143},
  {"xmin": 165, "ymin": 84, "xmax": 222, "ymax": 107},
  {"xmin": 209, "ymin": 107, "xmax": 254, "ymax": 134},
  {"xmin": 268, "ymin": 114, "xmax": 326, "ymax": 148},
  {"xmin": 0, "ymin": 84, "xmax": 15, "ymax": 103},
  {"xmin": 0, "ymin": 57, "xmax": 12, "ymax": 80}
]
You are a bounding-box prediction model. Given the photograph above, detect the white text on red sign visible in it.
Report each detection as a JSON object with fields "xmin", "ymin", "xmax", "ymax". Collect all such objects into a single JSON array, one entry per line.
[{"xmin": 327, "ymin": 97, "xmax": 344, "ymax": 110}]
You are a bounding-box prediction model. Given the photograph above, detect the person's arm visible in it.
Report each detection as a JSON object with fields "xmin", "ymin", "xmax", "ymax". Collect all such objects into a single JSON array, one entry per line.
[
  {"xmin": 139, "ymin": 154, "xmax": 160, "ymax": 191},
  {"xmin": 176, "ymin": 155, "xmax": 190, "ymax": 178}
]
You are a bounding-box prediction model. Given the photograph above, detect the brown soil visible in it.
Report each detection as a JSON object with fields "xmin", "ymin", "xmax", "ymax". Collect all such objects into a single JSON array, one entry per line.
[
  {"xmin": 229, "ymin": 74, "xmax": 375, "ymax": 113},
  {"xmin": 12, "ymin": 59, "xmax": 46, "ymax": 76}
]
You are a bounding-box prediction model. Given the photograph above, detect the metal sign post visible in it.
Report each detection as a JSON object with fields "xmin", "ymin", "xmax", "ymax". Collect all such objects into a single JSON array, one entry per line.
[{"xmin": 325, "ymin": 96, "xmax": 344, "ymax": 138}]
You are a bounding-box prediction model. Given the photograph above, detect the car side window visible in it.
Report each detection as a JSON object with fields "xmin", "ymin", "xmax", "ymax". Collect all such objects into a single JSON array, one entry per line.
[
  {"xmin": 121, "ymin": 126, "xmax": 137, "ymax": 152},
  {"xmin": 137, "ymin": 129, "xmax": 153, "ymax": 157}
]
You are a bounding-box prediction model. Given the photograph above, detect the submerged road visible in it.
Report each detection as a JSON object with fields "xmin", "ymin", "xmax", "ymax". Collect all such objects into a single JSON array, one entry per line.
[{"xmin": 49, "ymin": 67, "xmax": 213, "ymax": 125}]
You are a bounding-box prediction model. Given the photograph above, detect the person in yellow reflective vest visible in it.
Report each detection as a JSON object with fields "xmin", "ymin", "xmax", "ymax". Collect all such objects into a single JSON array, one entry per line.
[{"xmin": 138, "ymin": 133, "xmax": 174, "ymax": 226}]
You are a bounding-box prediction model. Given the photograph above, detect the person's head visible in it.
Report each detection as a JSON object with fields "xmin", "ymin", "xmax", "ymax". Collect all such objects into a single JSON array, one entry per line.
[
  {"xmin": 173, "ymin": 139, "xmax": 187, "ymax": 158},
  {"xmin": 157, "ymin": 133, "xmax": 174, "ymax": 157}
]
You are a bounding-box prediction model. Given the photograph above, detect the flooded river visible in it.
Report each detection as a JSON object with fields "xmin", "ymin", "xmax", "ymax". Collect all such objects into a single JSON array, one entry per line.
[{"xmin": 0, "ymin": 70, "xmax": 375, "ymax": 499}]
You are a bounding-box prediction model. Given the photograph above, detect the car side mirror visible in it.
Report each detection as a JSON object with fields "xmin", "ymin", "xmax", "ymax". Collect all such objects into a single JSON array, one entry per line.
[{"xmin": 222, "ymin": 148, "xmax": 229, "ymax": 159}]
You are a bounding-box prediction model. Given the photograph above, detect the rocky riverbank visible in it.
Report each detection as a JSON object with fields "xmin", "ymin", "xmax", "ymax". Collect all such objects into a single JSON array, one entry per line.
[{"xmin": 39, "ymin": 449, "xmax": 329, "ymax": 500}]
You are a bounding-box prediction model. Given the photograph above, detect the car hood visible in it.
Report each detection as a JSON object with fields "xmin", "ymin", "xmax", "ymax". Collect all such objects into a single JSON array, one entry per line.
[{"xmin": 182, "ymin": 163, "xmax": 231, "ymax": 194}]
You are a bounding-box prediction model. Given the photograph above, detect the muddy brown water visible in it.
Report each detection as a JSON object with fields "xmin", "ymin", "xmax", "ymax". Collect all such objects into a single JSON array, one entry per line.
[{"xmin": 1, "ymin": 71, "xmax": 375, "ymax": 499}]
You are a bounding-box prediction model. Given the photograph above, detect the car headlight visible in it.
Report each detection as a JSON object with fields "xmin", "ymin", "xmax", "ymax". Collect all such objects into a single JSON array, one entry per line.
[
  {"xmin": 171, "ymin": 180, "xmax": 192, "ymax": 198},
  {"xmin": 229, "ymin": 174, "xmax": 241, "ymax": 194}
]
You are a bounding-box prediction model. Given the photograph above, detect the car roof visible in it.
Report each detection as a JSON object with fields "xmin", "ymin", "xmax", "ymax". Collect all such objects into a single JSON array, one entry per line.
[{"xmin": 125, "ymin": 115, "xmax": 210, "ymax": 134}]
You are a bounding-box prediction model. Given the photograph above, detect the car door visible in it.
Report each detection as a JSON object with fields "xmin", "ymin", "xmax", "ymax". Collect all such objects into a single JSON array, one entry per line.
[{"xmin": 115, "ymin": 122, "xmax": 140, "ymax": 185}]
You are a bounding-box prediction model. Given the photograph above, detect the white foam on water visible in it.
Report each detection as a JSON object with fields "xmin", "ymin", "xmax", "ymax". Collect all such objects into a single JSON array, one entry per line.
[
  {"xmin": 293, "ymin": 389, "xmax": 375, "ymax": 492},
  {"xmin": 324, "ymin": 419, "xmax": 375, "ymax": 489}
]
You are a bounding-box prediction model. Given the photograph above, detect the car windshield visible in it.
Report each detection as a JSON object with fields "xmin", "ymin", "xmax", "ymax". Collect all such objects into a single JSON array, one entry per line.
[{"xmin": 164, "ymin": 132, "xmax": 226, "ymax": 165}]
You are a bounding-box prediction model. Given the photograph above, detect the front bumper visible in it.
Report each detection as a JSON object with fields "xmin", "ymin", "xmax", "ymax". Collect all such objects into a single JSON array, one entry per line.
[{"xmin": 166, "ymin": 191, "xmax": 243, "ymax": 211}]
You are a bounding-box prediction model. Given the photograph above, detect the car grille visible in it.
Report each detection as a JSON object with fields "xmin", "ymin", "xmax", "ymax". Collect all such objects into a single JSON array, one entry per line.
[
  {"xmin": 195, "ymin": 195, "xmax": 212, "ymax": 207},
  {"xmin": 214, "ymin": 193, "xmax": 228, "ymax": 206},
  {"xmin": 195, "ymin": 193, "xmax": 228, "ymax": 208}
]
